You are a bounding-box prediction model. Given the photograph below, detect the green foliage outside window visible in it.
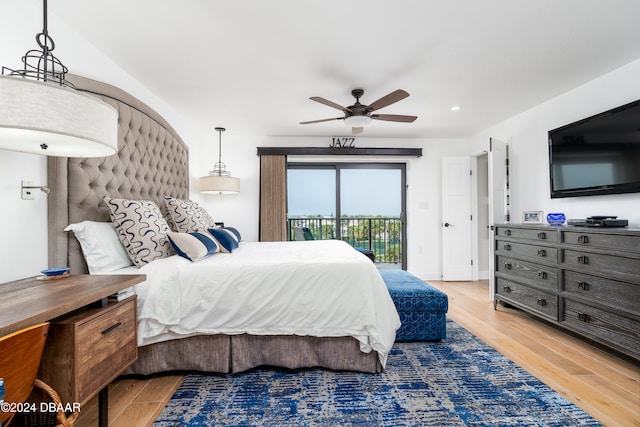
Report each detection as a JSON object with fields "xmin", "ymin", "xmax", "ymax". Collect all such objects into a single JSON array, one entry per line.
[{"xmin": 288, "ymin": 215, "xmax": 402, "ymax": 264}]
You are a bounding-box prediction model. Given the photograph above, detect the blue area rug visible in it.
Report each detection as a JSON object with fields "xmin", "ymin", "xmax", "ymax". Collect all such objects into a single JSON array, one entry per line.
[{"xmin": 153, "ymin": 319, "xmax": 601, "ymax": 426}]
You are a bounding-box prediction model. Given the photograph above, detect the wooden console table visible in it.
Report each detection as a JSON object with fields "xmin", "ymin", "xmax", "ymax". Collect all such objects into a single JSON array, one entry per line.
[{"xmin": 0, "ymin": 274, "xmax": 145, "ymax": 427}]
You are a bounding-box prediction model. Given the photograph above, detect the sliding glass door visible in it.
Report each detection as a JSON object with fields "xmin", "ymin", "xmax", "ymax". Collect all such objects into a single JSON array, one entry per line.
[{"xmin": 288, "ymin": 163, "xmax": 406, "ymax": 269}]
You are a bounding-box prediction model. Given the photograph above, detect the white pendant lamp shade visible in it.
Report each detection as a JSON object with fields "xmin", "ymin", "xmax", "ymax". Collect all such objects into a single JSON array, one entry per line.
[
  {"xmin": 0, "ymin": 76, "xmax": 118, "ymax": 157},
  {"xmin": 198, "ymin": 175, "xmax": 241, "ymax": 194}
]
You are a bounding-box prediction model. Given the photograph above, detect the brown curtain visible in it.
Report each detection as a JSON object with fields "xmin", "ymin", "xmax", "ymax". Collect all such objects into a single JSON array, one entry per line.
[{"xmin": 259, "ymin": 155, "xmax": 287, "ymax": 241}]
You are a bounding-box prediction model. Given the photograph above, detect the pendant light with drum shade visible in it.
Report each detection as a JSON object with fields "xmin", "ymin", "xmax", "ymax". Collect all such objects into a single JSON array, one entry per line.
[
  {"xmin": 0, "ymin": 0, "xmax": 118, "ymax": 158},
  {"xmin": 1, "ymin": 0, "xmax": 118, "ymax": 199},
  {"xmin": 198, "ymin": 127, "xmax": 240, "ymax": 194}
]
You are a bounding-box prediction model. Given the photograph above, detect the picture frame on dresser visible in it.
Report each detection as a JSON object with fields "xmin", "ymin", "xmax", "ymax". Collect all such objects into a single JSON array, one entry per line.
[{"xmin": 522, "ymin": 210, "xmax": 543, "ymax": 224}]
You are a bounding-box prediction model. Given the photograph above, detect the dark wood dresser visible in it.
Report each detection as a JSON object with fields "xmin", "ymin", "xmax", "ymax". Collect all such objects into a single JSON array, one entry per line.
[{"xmin": 494, "ymin": 224, "xmax": 640, "ymax": 360}]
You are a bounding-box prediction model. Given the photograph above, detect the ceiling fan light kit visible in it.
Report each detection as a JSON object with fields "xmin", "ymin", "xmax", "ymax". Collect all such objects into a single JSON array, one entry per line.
[
  {"xmin": 344, "ymin": 115, "xmax": 372, "ymax": 127},
  {"xmin": 301, "ymin": 88, "xmax": 417, "ymax": 134}
]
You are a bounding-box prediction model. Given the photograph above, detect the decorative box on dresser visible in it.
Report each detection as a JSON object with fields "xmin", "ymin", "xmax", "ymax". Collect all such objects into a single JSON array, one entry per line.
[{"xmin": 494, "ymin": 224, "xmax": 640, "ymax": 360}]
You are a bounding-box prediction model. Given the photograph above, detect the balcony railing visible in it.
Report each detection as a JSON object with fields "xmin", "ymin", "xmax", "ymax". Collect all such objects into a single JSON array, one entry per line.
[{"xmin": 287, "ymin": 216, "xmax": 402, "ymax": 264}]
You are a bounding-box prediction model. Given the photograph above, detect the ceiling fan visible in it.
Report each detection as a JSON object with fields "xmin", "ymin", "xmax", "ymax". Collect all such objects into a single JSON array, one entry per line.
[{"xmin": 300, "ymin": 89, "xmax": 418, "ymax": 134}]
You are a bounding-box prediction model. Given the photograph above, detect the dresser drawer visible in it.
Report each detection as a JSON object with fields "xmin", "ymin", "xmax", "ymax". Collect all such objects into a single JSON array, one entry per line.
[
  {"xmin": 561, "ymin": 249, "xmax": 640, "ymax": 278},
  {"xmin": 75, "ymin": 299, "xmax": 137, "ymax": 403},
  {"xmin": 496, "ymin": 226, "xmax": 557, "ymax": 243},
  {"xmin": 562, "ymin": 271, "xmax": 640, "ymax": 314},
  {"xmin": 496, "ymin": 256, "xmax": 557, "ymax": 291},
  {"xmin": 496, "ymin": 240, "xmax": 557, "ymax": 264},
  {"xmin": 39, "ymin": 298, "xmax": 137, "ymax": 405},
  {"xmin": 562, "ymin": 230, "xmax": 640, "ymax": 252},
  {"xmin": 496, "ymin": 278, "xmax": 558, "ymax": 320},
  {"xmin": 562, "ymin": 299, "xmax": 640, "ymax": 359}
]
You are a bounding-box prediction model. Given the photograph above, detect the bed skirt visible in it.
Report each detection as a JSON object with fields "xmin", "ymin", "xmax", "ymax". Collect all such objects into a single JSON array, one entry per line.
[{"xmin": 124, "ymin": 334, "xmax": 383, "ymax": 375}]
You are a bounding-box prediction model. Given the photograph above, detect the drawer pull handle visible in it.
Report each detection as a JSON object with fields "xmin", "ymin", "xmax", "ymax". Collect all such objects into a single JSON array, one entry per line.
[
  {"xmin": 101, "ymin": 322, "xmax": 122, "ymax": 335},
  {"xmin": 503, "ymin": 262, "xmax": 512, "ymax": 270},
  {"xmin": 537, "ymin": 249, "xmax": 546, "ymax": 257},
  {"xmin": 577, "ymin": 255, "xmax": 589, "ymax": 264},
  {"xmin": 505, "ymin": 229, "xmax": 512, "ymax": 236},
  {"xmin": 578, "ymin": 312, "xmax": 589, "ymax": 322},
  {"xmin": 502, "ymin": 286, "xmax": 511, "ymax": 293},
  {"xmin": 537, "ymin": 232, "xmax": 546, "ymax": 240},
  {"xmin": 578, "ymin": 281, "xmax": 589, "ymax": 291},
  {"xmin": 537, "ymin": 298, "xmax": 547, "ymax": 307},
  {"xmin": 538, "ymin": 271, "xmax": 547, "ymax": 279},
  {"xmin": 503, "ymin": 244, "xmax": 511, "ymax": 250},
  {"xmin": 577, "ymin": 235, "xmax": 589, "ymax": 244}
]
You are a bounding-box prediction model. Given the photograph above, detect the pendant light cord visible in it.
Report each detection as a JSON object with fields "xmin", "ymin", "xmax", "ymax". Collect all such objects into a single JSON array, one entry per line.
[{"xmin": 211, "ymin": 127, "xmax": 230, "ymax": 176}]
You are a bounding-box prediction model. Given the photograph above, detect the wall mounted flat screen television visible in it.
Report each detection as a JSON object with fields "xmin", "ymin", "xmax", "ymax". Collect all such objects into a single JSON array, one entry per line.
[{"xmin": 549, "ymin": 99, "xmax": 640, "ymax": 198}]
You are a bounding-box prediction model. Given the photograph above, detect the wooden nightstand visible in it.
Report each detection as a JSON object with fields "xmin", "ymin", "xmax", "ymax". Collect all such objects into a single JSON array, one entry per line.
[
  {"xmin": 39, "ymin": 296, "xmax": 138, "ymax": 406},
  {"xmin": 0, "ymin": 274, "xmax": 145, "ymax": 427}
]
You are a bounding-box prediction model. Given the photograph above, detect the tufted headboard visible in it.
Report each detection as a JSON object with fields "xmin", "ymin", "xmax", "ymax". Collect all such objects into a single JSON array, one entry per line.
[{"xmin": 47, "ymin": 74, "xmax": 189, "ymax": 274}]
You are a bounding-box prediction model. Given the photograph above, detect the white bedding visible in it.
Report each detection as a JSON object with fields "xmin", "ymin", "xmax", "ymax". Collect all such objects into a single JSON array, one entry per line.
[{"xmin": 130, "ymin": 240, "xmax": 400, "ymax": 367}]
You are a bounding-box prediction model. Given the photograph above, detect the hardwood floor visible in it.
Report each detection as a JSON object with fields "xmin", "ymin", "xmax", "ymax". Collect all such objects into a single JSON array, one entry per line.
[
  {"xmin": 433, "ymin": 280, "xmax": 640, "ymax": 427},
  {"xmin": 74, "ymin": 374, "xmax": 183, "ymax": 427},
  {"xmin": 76, "ymin": 280, "xmax": 639, "ymax": 427}
]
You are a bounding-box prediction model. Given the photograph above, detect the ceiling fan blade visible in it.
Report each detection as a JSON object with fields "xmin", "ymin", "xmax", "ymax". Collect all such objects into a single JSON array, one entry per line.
[
  {"xmin": 299, "ymin": 117, "xmax": 343, "ymax": 125},
  {"xmin": 371, "ymin": 114, "xmax": 417, "ymax": 123},
  {"xmin": 310, "ymin": 97, "xmax": 352, "ymax": 112},
  {"xmin": 367, "ymin": 89, "xmax": 410, "ymax": 111},
  {"xmin": 352, "ymin": 127, "xmax": 364, "ymax": 135}
]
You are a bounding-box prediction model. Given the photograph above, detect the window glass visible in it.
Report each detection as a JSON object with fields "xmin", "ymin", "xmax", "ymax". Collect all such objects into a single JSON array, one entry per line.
[
  {"xmin": 340, "ymin": 168, "xmax": 401, "ymax": 216},
  {"xmin": 287, "ymin": 168, "xmax": 335, "ymax": 216}
]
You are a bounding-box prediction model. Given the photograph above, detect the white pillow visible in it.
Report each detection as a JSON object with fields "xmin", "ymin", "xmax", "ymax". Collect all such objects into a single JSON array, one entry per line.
[{"xmin": 65, "ymin": 221, "xmax": 134, "ymax": 273}]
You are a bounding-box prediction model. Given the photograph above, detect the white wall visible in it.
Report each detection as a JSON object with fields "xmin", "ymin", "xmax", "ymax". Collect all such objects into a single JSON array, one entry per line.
[{"xmin": 469, "ymin": 59, "xmax": 640, "ymax": 227}]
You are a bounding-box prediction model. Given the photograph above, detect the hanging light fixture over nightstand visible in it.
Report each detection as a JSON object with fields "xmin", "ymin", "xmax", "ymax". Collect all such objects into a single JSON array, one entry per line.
[
  {"xmin": 198, "ymin": 127, "xmax": 240, "ymax": 194},
  {"xmin": 0, "ymin": 0, "xmax": 118, "ymax": 157}
]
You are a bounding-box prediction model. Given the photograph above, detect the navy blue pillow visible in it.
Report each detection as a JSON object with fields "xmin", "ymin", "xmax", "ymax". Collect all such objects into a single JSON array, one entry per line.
[{"xmin": 208, "ymin": 228, "xmax": 239, "ymax": 252}]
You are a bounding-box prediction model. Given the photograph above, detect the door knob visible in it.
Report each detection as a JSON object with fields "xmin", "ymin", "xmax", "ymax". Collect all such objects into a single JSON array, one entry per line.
[{"xmin": 444, "ymin": 222, "xmax": 454, "ymax": 227}]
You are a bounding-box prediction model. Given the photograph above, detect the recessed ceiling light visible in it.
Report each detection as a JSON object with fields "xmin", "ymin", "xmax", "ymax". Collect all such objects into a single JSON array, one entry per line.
[{"xmin": 451, "ymin": 105, "xmax": 461, "ymax": 111}]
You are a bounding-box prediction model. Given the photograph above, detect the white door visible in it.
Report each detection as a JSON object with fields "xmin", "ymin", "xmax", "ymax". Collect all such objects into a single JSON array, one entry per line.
[
  {"xmin": 488, "ymin": 138, "xmax": 509, "ymax": 299},
  {"xmin": 441, "ymin": 156, "xmax": 472, "ymax": 281}
]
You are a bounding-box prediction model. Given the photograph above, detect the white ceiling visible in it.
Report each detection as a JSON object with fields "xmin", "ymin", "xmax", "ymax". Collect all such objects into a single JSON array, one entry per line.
[{"xmin": 49, "ymin": 0, "xmax": 640, "ymax": 138}]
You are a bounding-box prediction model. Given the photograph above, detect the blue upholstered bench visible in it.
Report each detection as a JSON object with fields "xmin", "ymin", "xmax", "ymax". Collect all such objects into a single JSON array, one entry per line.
[{"xmin": 379, "ymin": 269, "xmax": 448, "ymax": 341}]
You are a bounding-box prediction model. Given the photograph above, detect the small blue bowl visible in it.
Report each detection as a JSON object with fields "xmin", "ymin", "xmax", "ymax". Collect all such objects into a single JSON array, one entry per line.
[
  {"xmin": 547, "ymin": 212, "xmax": 566, "ymax": 226},
  {"xmin": 41, "ymin": 267, "xmax": 70, "ymax": 277}
]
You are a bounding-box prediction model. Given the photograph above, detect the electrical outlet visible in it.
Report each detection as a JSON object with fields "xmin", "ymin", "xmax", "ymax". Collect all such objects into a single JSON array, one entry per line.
[{"xmin": 21, "ymin": 180, "xmax": 35, "ymax": 200}]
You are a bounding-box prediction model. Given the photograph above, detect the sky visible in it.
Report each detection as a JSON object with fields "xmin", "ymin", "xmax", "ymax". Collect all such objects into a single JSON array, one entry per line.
[{"xmin": 287, "ymin": 168, "xmax": 401, "ymax": 217}]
